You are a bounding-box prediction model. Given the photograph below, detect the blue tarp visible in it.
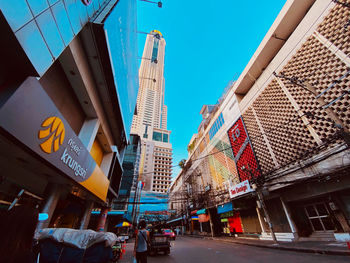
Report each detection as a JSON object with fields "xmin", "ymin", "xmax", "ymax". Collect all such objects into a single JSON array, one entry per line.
[{"xmin": 217, "ymin": 202, "xmax": 233, "ymax": 214}]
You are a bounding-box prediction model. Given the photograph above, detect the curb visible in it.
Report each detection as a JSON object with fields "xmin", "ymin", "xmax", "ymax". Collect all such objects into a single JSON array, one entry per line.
[{"xmin": 184, "ymin": 235, "xmax": 350, "ymax": 256}]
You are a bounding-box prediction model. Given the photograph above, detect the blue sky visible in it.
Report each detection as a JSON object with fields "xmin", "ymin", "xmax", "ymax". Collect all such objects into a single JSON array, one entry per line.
[{"xmin": 137, "ymin": 0, "xmax": 287, "ymax": 179}]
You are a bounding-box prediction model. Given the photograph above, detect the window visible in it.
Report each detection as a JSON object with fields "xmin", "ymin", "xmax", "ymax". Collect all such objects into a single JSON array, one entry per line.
[
  {"xmin": 209, "ymin": 113, "xmax": 225, "ymax": 140},
  {"xmin": 163, "ymin": 133, "xmax": 169, "ymax": 143},
  {"xmin": 151, "ymin": 39, "xmax": 159, "ymax": 63},
  {"xmin": 153, "ymin": 131, "xmax": 162, "ymax": 142}
]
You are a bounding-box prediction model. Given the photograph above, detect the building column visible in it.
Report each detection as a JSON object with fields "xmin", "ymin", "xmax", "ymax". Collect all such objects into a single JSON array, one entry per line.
[
  {"xmin": 37, "ymin": 184, "xmax": 61, "ymax": 230},
  {"xmin": 78, "ymin": 118, "xmax": 100, "ymax": 151},
  {"xmin": 280, "ymin": 197, "xmax": 298, "ymax": 240},
  {"xmin": 79, "ymin": 200, "xmax": 94, "ymax": 230},
  {"xmin": 96, "ymin": 208, "xmax": 109, "ymax": 232}
]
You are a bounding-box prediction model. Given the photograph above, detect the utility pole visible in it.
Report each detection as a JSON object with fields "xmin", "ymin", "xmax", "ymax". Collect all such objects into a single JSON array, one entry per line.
[
  {"xmin": 244, "ymin": 165, "xmax": 278, "ymax": 243},
  {"xmin": 252, "ymin": 183, "xmax": 277, "ymax": 243}
]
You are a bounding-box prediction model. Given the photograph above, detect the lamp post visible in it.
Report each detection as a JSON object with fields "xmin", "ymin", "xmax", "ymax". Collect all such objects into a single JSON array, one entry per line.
[
  {"xmin": 139, "ymin": 0, "xmax": 162, "ymax": 8},
  {"xmin": 138, "ymin": 56, "xmax": 158, "ymax": 64},
  {"xmin": 139, "ymin": 77, "xmax": 156, "ymax": 83}
]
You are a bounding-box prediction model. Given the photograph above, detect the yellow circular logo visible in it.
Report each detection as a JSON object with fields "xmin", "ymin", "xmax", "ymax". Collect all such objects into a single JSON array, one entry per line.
[{"xmin": 38, "ymin": 117, "xmax": 65, "ymax": 154}]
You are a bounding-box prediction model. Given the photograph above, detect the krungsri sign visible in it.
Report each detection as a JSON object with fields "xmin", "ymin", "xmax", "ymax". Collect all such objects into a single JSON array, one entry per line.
[{"xmin": 0, "ymin": 77, "xmax": 109, "ymax": 201}]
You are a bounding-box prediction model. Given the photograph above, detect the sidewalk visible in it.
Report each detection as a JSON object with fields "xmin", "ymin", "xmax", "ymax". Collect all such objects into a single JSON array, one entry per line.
[{"xmin": 185, "ymin": 235, "xmax": 350, "ymax": 256}]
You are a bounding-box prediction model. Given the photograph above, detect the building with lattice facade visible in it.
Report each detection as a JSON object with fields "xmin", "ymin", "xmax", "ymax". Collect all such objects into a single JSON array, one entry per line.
[{"xmin": 169, "ymin": 0, "xmax": 350, "ymax": 241}]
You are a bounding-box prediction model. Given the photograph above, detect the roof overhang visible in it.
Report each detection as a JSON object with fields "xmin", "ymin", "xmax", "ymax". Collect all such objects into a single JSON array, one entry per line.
[
  {"xmin": 234, "ymin": 0, "xmax": 316, "ymax": 95},
  {"xmin": 80, "ymin": 22, "xmax": 127, "ymax": 149}
]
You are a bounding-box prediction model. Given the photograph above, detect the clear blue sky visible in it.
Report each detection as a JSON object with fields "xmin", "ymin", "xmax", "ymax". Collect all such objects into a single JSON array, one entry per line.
[{"xmin": 137, "ymin": 0, "xmax": 287, "ymax": 179}]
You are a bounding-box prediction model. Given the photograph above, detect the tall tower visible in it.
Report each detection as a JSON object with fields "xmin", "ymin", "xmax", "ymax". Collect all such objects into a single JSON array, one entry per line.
[{"xmin": 131, "ymin": 30, "xmax": 172, "ymax": 193}]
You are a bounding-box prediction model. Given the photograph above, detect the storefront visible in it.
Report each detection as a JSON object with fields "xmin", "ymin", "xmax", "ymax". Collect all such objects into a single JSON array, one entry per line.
[
  {"xmin": 281, "ymin": 172, "xmax": 350, "ymax": 241},
  {"xmin": 231, "ymin": 197, "xmax": 262, "ymax": 237},
  {"xmin": 0, "ymin": 78, "xmax": 110, "ymax": 229},
  {"xmin": 217, "ymin": 202, "xmax": 243, "ymax": 235}
]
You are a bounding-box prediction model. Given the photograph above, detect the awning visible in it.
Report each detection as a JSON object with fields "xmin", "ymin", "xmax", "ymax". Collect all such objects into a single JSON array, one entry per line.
[
  {"xmin": 167, "ymin": 216, "xmax": 183, "ymax": 224},
  {"xmin": 190, "ymin": 210, "xmax": 197, "ymax": 215},
  {"xmin": 196, "ymin": 209, "xmax": 206, "ymax": 215},
  {"xmin": 91, "ymin": 210, "xmax": 125, "ymax": 215},
  {"xmin": 217, "ymin": 202, "xmax": 233, "ymax": 214}
]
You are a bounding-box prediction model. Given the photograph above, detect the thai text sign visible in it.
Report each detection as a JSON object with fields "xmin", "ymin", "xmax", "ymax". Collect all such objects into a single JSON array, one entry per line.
[
  {"xmin": 0, "ymin": 78, "xmax": 109, "ymax": 201},
  {"xmin": 229, "ymin": 180, "xmax": 253, "ymax": 199}
]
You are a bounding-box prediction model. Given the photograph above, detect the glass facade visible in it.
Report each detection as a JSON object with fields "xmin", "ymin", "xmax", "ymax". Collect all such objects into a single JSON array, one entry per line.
[
  {"xmin": 114, "ymin": 134, "xmax": 140, "ymax": 210},
  {"xmin": 104, "ymin": 0, "xmax": 138, "ymax": 141},
  {"xmin": 151, "ymin": 38, "xmax": 159, "ymax": 62},
  {"xmin": 0, "ymin": 0, "xmax": 112, "ymax": 75},
  {"xmin": 153, "ymin": 131, "xmax": 162, "ymax": 142},
  {"xmin": 152, "ymin": 131, "xmax": 169, "ymax": 143},
  {"xmin": 209, "ymin": 113, "xmax": 224, "ymax": 140},
  {"xmin": 163, "ymin": 133, "xmax": 169, "ymax": 143}
]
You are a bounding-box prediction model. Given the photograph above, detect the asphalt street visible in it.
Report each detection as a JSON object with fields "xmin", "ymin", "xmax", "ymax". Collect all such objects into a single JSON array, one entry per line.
[{"xmin": 119, "ymin": 237, "xmax": 349, "ymax": 263}]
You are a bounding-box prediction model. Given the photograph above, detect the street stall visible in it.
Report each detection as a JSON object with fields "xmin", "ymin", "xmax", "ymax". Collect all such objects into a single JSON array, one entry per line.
[{"xmin": 115, "ymin": 221, "xmax": 131, "ymax": 242}]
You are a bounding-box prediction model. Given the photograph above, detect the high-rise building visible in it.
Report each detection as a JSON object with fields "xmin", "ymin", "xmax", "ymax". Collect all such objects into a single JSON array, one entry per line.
[{"xmin": 131, "ymin": 30, "xmax": 172, "ymax": 193}]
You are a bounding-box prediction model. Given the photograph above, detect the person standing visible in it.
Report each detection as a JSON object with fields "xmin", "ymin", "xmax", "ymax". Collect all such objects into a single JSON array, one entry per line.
[{"xmin": 133, "ymin": 220, "xmax": 149, "ymax": 263}]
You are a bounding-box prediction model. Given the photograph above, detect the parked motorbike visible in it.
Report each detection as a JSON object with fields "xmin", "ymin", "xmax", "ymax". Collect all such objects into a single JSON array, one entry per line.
[{"xmin": 111, "ymin": 241, "xmax": 122, "ymax": 262}]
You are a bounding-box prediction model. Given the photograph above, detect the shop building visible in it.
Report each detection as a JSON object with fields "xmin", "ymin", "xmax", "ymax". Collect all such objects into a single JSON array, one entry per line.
[
  {"xmin": 233, "ymin": 0, "xmax": 350, "ymax": 242},
  {"xmin": 169, "ymin": 0, "xmax": 350, "ymax": 242},
  {"xmin": 0, "ymin": 0, "xmax": 138, "ymax": 230}
]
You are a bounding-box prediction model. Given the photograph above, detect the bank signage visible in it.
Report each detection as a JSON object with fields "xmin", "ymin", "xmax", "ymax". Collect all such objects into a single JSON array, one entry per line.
[
  {"xmin": 0, "ymin": 77, "xmax": 109, "ymax": 201},
  {"xmin": 229, "ymin": 180, "xmax": 253, "ymax": 199},
  {"xmin": 227, "ymin": 116, "xmax": 261, "ymax": 182}
]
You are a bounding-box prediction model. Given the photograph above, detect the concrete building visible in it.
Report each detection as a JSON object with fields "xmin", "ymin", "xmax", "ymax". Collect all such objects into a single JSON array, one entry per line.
[
  {"xmin": 169, "ymin": 0, "xmax": 350, "ymax": 242},
  {"xmin": 131, "ymin": 30, "xmax": 173, "ymax": 193},
  {"xmin": 0, "ymin": 0, "xmax": 138, "ymax": 231}
]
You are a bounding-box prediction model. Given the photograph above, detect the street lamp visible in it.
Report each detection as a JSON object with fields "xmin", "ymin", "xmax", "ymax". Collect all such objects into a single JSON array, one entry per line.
[
  {"xmin": 139, "ymin": 77, "xmax": 156, "ymax": 83},
  {"xmin": 138, "ymin": 56, "xmax": 158, "ymax": 64},
  {"xmin": 139, "ymin": 0, "xmax": 162, "ymax": 8}
]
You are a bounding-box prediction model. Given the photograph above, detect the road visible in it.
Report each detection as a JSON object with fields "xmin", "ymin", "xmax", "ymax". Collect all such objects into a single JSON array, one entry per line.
[{"xmin": 119, "ymin": 236, "xmax": 349, "ymax": 263}]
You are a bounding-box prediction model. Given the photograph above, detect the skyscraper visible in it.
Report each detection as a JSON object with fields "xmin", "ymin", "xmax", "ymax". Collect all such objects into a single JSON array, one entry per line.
[{"xmin": 131, "ymin": 30, "xmax": 172, "ymax": 193}]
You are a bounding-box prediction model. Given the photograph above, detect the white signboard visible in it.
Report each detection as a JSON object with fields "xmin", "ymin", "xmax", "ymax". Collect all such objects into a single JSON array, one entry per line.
[{"xmin": 229, "ymin": 180, "xmax": 253, "ymax": 199}]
